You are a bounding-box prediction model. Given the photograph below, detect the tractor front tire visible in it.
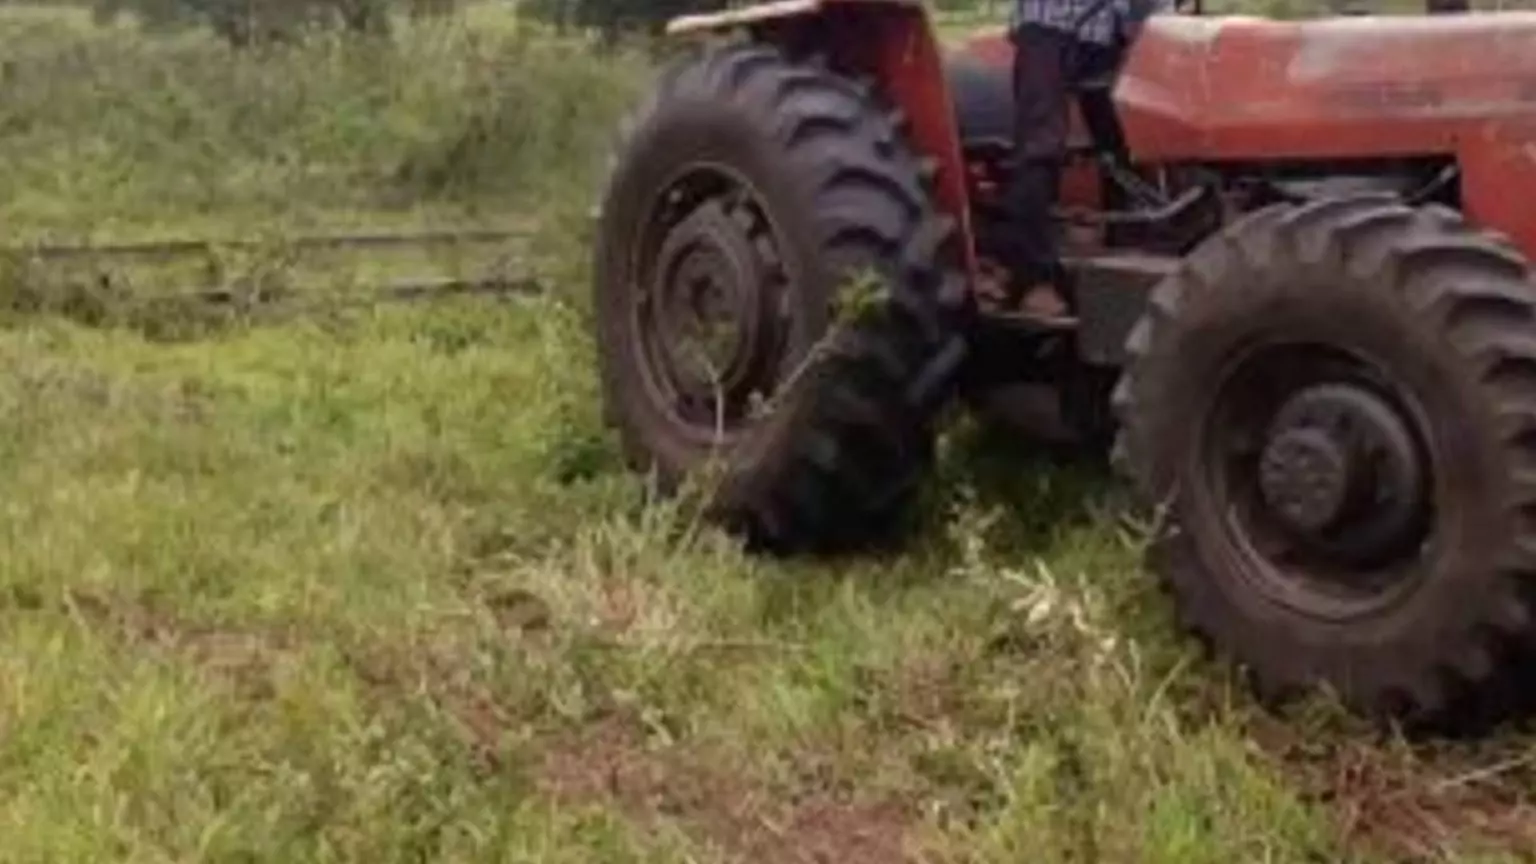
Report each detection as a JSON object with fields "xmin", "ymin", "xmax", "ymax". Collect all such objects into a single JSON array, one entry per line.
[
  {"xmin": 592, "ymin": 43, "xmax": 973, "ymax": 555},
  {"xmin": 1114, "ymin": 196, "xmax": 1536, "ymax": 732}
]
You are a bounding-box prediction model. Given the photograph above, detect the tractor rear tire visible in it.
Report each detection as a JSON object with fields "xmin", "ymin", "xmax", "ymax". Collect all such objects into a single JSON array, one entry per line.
[
  {"xmin": 1114, "ymin": 196, "xmax": 1536, "ymax": 732},
  {"xmin": 592, "ymin": 43, "xmax": 973, "ymax": 555}
]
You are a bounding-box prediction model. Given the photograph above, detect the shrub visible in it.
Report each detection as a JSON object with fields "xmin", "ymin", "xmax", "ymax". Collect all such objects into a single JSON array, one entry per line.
[{"xmin": 91, "ymin": 0, "xmax": 408, "ymax": 45}]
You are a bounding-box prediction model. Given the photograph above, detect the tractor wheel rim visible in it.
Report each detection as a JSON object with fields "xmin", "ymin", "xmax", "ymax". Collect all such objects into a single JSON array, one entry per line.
[
  {"xmin": 1196, "ymin": 340, "xmax": 1436, "ymax": 622},
  {"xmin": 633, "ymin": 163, "xmax": 791, "ymax": 444}
]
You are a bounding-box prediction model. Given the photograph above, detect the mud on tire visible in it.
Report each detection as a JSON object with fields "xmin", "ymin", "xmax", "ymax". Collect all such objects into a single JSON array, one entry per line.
[
  {"xmin": 1114, "ymin": 195, "xmax": 1536, "ymax": 732},
  {"xmin": 592, "ymin": 43, "xmax": 974, "ymax": 555}
]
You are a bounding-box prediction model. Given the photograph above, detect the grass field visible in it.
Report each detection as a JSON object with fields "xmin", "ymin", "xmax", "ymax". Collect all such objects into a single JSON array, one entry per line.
[{"xmin": 3, "ymin": 3, "xmax": 1536, "ymax": 862}]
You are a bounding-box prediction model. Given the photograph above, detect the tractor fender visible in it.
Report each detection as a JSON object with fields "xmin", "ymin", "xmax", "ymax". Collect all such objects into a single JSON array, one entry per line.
[
  {"xmin": 666, "ymin": 0, "xmax": 831, "ymax": 35},
  {"xmin": 668, "ymin": 0, "xmax": 981, "ymax": 280}
]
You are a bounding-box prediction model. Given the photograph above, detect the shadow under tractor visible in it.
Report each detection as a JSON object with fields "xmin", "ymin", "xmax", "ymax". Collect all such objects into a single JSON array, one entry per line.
[{"xmin": 589, "ymin": 0, "xmax": 1536, "ymax": 734}]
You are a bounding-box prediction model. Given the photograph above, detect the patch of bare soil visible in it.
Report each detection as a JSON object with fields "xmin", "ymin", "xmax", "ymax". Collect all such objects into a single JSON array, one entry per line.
[
  {"xmin": 48, "ymin": 585, "xmax": 536, "ymax": 776},
  {"xmin": 61, "ymin": 587, "xmax": 292, "ymax": 699},
  {"xmin": 537, "ymin": 717, "xmax": 917, "ymax": 864},
  {"xmin": 1253, "ymin": 716, "xmax": 1536, "ymax": 862}
]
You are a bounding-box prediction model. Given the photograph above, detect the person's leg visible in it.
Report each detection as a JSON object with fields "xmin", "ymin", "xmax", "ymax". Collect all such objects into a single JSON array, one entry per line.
[
  {"xmin": 1074, "ymin": 38, "xmax": 1123, "ymax": 88},
  {"xmin": 1003, "ymin": 24, "xmax": 1075, "ymax": 318},
  {"xmin": 1007, "ymin": 160, "xmax": 1066, "ymax": 315}
]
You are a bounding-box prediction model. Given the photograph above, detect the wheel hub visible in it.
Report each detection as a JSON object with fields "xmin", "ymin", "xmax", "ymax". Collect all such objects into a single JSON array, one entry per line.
[
  {"xmin": 1256, "ymin": 383, "xmax": 1427, "ymax": 566},
  {"xmin": 1259, "ymin": 425, "xmax": 1351, "ymax": 533},
  {"xmin": 651, "ymin": 199, "xmax": 778, "ymax": 403}
]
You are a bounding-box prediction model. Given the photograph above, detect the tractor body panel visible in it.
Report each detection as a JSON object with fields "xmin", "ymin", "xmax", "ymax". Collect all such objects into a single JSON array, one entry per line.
[
  {"xmin": 1117, "ymin": 14, "xmax": 1536, "ymax": 254},
  {"xmin": 952, "ymin": 14, "xmax": 1536, "ymax": 255}
]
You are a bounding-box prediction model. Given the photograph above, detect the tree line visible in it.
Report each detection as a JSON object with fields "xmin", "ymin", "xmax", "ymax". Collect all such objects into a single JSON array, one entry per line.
[{"xmin": 86, "ymin": 0, "xmax": 743, "ymax": 45}]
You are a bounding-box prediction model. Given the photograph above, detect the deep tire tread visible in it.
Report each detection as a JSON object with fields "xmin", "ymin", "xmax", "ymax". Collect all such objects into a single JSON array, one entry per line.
[
  {"xmin": 594, "ymin": 42, "xmax": 974, "ymax": 556},
  {"xmin": 1115, "ymin": 194, "xmax": 1536, "ymax": 732}
]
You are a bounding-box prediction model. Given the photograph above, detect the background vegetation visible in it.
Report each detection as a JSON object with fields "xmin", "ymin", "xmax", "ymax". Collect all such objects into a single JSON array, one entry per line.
[{"xmin": 1, "ymin": 1, "xmax": 1535, "ymax": 862}]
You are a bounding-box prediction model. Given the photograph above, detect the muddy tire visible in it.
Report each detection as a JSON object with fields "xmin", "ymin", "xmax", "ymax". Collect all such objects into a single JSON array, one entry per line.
[
  {"xmin": 592, "ymin": 43, "xmax": 973, "ymax": 555},
  {"xmin": 1113, "ymin": 196, "xmax": 1536, "ymax": 732}
]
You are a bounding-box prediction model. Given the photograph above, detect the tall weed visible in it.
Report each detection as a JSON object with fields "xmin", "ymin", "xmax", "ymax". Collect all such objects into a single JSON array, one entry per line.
[{"xmin": 0, "ymin": 6, "xmax": 651, "ymax": 237}]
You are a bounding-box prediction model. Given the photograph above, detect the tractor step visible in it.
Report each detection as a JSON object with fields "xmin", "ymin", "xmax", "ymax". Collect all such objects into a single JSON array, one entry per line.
[
  {"xmin": 977, "ymin": 308, "xmax": 1080, "ymax": 334},
  {"xmin": 971, "ymin": 251, "xmax": 1175, "ymax": 344},
  {"xmin": 1068, "ymin": 250, "xmax": 1178, "ymax": 366}
]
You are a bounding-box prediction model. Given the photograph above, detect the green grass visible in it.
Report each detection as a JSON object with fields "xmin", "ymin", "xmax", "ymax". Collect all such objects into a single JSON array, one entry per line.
[{"xmin": 3, "ymin": 3, "xmax": 1536, "ymax": 863}]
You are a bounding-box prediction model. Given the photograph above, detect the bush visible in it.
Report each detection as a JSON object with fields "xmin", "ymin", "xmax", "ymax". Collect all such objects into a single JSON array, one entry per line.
[{"xmin": 92, "ymin": 0, "xmax": 411, "ymax": 45}]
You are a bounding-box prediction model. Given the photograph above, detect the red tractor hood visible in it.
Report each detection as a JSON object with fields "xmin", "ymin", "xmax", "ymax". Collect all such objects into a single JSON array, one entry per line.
[{"xmin": 1115, "ymin": 13, "xmax": 1536, "ymax": 162}]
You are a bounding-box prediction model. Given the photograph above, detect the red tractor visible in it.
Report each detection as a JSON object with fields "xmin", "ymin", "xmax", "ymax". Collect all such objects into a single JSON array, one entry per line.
[{"xmin": 589, "ymin": 0, "xmax": 1536, "ymax": 732}]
